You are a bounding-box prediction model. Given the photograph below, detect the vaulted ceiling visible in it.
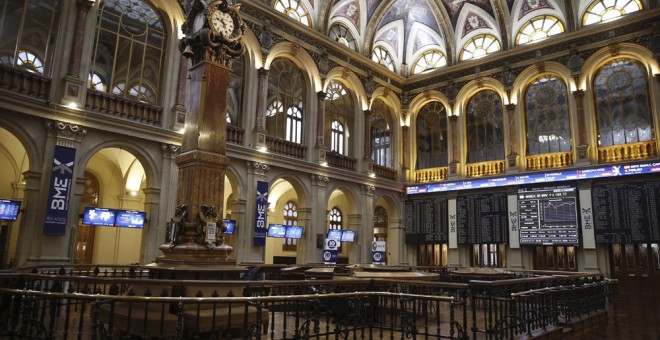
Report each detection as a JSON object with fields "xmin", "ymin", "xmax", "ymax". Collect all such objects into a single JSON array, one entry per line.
[{"xmin": 267, "ymin": 0, "xmax": 650, "ymax": 76}]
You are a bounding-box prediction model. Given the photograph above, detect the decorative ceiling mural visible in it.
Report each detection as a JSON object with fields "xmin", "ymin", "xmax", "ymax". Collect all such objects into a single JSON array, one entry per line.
[{"xmin": 274, "ymin": 0, "xmax": 648, "ymax": 76}]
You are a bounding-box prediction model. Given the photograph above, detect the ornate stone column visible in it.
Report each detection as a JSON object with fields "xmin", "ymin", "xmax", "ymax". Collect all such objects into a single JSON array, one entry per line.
[
  {"xmin": 237, "ymin": 161, "xmax": 270, "ymax": 264},
  {"xmin": 448, "ymin": 115, "xmax": 460, "ymax": 177},
  {"xmin": 401, "ymin": 126, "xmax": 409, "ymax": 174},
  {"xmin": 362, "ymin": 109, "xmax": 373, "ymax": 174},
  {"xmin": 505, "ymin": 103, "xmax": 518, "ymax": 171},
  {"xmin": 315, "ymin": 91, "xmax": 328, "ymax": 164},
  {"xmin": 171, "ymin": 56, "xmax": 189, "ymax": 130},
  {"xmin": 306, "ymin": 174, "xmax": 329, "ymax": 263},
  {"xmin": 359, "ymin": 184, "xmax": 375, "ymax": 263},
  {"xmin": 61, "ymin": 0, "xmax": 95, "ymax": 106},
  {"xmin": 573, "ymin": 90, "xmax": 589, "ymax": 163},
  {"xmin": 19, "ymin": 121, "xmax": 86, "ymax": 265},
  {"xmin": 254, "ymin": 68, "xmax": 269, "ymax": 150}
]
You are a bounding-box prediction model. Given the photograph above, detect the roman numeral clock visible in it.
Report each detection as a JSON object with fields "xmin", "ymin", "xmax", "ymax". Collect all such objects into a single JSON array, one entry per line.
[{"xmin": 180, "ymin": 0, "xmax": 246, "ymax": 66}]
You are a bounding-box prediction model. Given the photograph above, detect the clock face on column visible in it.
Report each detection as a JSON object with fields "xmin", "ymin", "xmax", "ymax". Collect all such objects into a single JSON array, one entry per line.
[{"xmin": 209, "ymin": 10, "xmax": 236, "ymax": 39}]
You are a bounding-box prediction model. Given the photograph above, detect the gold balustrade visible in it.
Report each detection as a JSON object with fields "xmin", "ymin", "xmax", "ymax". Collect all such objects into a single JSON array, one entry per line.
[
  {"xmin": 414, "ymin": 167, "xmax": 448, "ymax": 182},
  {"xmin": 598, "ymin": 141, "xmax": 657, "ymax": 162},
  {"xmin": 526, "ymin": 151, "xmax": 574, "ymax": 171},
  {"xmin": 465, "ymin": 160, "xmax": 505, "ymax": 177}
]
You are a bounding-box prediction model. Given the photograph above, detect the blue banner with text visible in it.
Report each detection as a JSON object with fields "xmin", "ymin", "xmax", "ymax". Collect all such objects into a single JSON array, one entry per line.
[{"xmin": 44, "ymin": 146, "xmax": 76, "ymax": 236}]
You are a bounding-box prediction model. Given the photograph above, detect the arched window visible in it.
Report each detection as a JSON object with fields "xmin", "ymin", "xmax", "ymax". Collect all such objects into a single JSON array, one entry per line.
[
  {"xmin": 416, "ymin": 102, "xmax": 448, "ymax": 169},
  {"xmin": 325, "ymin": 80, "xmax": 353, "ymax": 156},
  {"xmin": 0, "ymin": 1, "xmax": 59, "ymax": 75},
  {"xmin": 331, "ymin": 121, "xmax": 345, "ymax": 154},
  {"xmin": 459, "ymin": 34, "xmax": 501, "ymax": 61},
  {"xmin": 582, "ymin": 0, "xmax": 642, "ymax": 26},
  {"xmin": 90, "ymin": 0, "xmax": 166, "ymax": 105},
  {"xmin": 593, "ymin": 59, "xmax": 653, "ymax": 148},
  {"xmin": 266, "ymin": 58, "xmax": 306, "ymax": 141},
  {"xmin": 524, "ymin": 77, "xmax": 572, "ymax": 155},
  {"xmin": 371, "ymin": 46, "xmax": 395, "ymax": 72},
  {"xmin": 286, "ymin": 106, "xmax": 303, "ymax": 143},
  {"xmin": 282, "ymin": 201, "xmax": 298, "ymax": 252},
  {"xmin": 329, "ymin": 24, "xmax": 357, "ymax": 51},
  {"xmin": 466, "ymin": 90, "xmax": 505, "ymax": 163},
  {"xmin": 227, "ymin": 55, "xmax": 245, "ymax": 127},
  {"xmin": 371, "ymin": 101, "xmax": 392, "ymax": 167},
  {"xmin": 16, "ymin": 50, "xmax": 43, "ymax": 74},
  {"xmin": 516, "ymin": 15, "xmax": 564, "ymax": 45},
  {"xmin": 412, "ymin": 50, "xmax": 447, "ymax": 75},
  {"xmin": 329, "ymin": 207, "xmax": 342, "ymax": 232},
  {"xmin": 274, "ymin": 0, "xmax": 311, "ymax": 27},
  {"xmin": 373, "ymin": 206, "xmax": 388, "ymax": 242},
  {"xmin": 88, "ymin": 73, "xmax": 107, "ymax": 91}
]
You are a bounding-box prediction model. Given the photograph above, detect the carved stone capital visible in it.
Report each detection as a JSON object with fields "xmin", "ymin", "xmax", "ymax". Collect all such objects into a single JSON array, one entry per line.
[
  {"xmin": 311, "ymin": 174, "xmax": 329, "ymax": 187},
  {"xmin": 247, "ymin": 161, "xmax": 269, "ymax": 176},
  {"xmin": 162, "ymin": 144, "xmax": 181, "ymax": 159},
  {"xmin": 317, "ymin": 91, "xmax": 327, "ymax": 101},
  {"xmin": 258, "ymin": 67, "xmax": 269, "ymax": 78},
  {"xmin": 361, "ymin": 184, "xmax": 375, "ymax": 196},
  {"xmin": 48, "ymin": 121, "xmax": 87, "ymax": 144}
]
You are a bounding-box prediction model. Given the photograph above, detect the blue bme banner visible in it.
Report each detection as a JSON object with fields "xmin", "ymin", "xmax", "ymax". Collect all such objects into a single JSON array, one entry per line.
[
  {"xmin": 44, "ymin": 146, "xmax": 76, "ymax": 236},
  {"xmin": 253, "ymin": 180, "xmax": 269, "ymax": 246}
]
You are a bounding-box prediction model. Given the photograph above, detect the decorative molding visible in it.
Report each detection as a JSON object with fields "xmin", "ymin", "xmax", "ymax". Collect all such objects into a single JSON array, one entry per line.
[
  {"xmin": 48, "ymin": 121, "xmax": 87, "ymax": 146},
  {"xmin": 311, "ymin": 174, "xmax": 329, "ymax": 187},
  {"xmin": 247, "ymin": 161, "xmax": 269, "ymax": 176},
  {"xmin": 162, "ymin": 144, "xmax": 181, "ymax": 159},
  {"xmin": 77, "ymin": 0, "xmax": 95, "ymax": 12},
  {"xmin": 361, "ymin": 184, "xmax": 375, "ymax": 196}
]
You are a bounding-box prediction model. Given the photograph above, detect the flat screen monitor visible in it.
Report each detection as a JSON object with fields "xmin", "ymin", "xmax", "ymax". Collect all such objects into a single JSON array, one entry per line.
[
  {"xmin": 0, "ymin": 199, "xmax": 21, "ymax": 221},
  {"xmin": 83, "ymin": 207, "xmax": 117, "ymax": 226},
  {"xmin": 341, "ymin": 230, "xmax": 355, "ymax": 242},
  {"xmin": 518, "ymin": 184, "xmax": 580, "ymax": 246},
  {"xmin": 114, "ymin": 210, "xmax": 146, "ymax": 229},
  {"xmin": 327, "ymin": 229, "xmax": 342, "ymax": 241},
  {"xmin": 223, "ymin": 219, "xmax": 236, "ymax": 235},
  {"xmin": 285, "ymin": 225, "xmax": 303, "ymax": 239},
  {"xmin": 267, "ymin": 224, "xmax": 287, "ymax": 238}
]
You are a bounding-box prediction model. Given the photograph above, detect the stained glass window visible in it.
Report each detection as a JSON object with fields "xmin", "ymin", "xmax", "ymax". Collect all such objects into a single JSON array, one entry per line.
[
  {"xmin": 91, "ymin": 0, "xmax": 165, "ymax": 105},
  {"xmin": 274, "ymin": 0, "xmax": 311, "ymax": 27},
  {"xmin": 412, "ymin": 50, "xmax": 447, "ymax": 75},
  {"xmin": 583, "ymin": 0, "xmax": 642, "ymax": 26},
  {"xmin": 593, "ymin": 59, "xmax": 652, "ymax": 147},
  {"xmin": 524, "ymin": 77, "xmax": 572, "ymax": 155},
  {"xmin": 460, "ymin": 34, "xmax": 500, "ymax": 61},
  {"xmin": 416, "ymin": 102, "xmax": 448, "ymax": 169},
  {"xmin": 266, "ymin": 58, "xmax": 305, "ymax": 141},
  {"xmin": 466, "ymin": 90, "xmax": 505, "ymax": 163},
  {"xmin": 329, "ymin": 24, "xmax": 357, "ymax": 51},
  {"xmin": 371, "ymin": 101, "xmax": 392, "ymax": 167},
  {"xmin": 516, "ymin": 15, "xmax": 564, "ymax": 45},
  {"xmin": 372, "ymin": 46, "xmax": 395, "ymax": 72}
]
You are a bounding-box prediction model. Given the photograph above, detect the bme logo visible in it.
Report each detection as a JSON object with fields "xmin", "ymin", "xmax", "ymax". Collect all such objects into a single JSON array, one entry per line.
[{"xmin": 50, "ymin": 158, "xmax": 74, "ymax": 210}]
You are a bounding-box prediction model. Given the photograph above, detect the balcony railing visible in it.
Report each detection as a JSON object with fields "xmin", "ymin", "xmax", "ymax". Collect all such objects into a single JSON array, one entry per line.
[
  {"xmin": 0, "ymin": 266, "xmax": 617, "ymax": 340},
  {"xmin": 265, "ymin": 136, "xmax": 307, "ymax": 159},
  {"xmin": 373, "ymin": 164, "xmax": 397, "ymax": 180},
  {"xmin": 326, "ymin": 152, "xmax": 357, "ymax": 170},
  {"xmin": 526, "ymin": 151, "xmax": 574, "ymax": 171},
  {"xmin": 465, "ymin": 160, "xmax": 505, "ymax": 177},
  {"xmin": 226, "ymin": 124, "xmax": 244, "ymax": 145},
  {"xmin": 598, "ymin": 140, "xmax": 657, "ymax": 163},
  {"xmin": 414, "ymin": 166, "xmax": 449, "ymax": 182},
  {"xmin": 0, "ymin": 63, "xmax": 50, "ymax": 99},
  {"xmin": 85, "ymin": 89, "xmax": 162, "ymax": 126}
]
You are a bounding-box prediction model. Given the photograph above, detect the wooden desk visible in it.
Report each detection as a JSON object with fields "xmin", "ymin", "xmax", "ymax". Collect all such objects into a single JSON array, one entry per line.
[{"xmin": 353, "ymin": 271, "xmax": 439, "ymax": 280}]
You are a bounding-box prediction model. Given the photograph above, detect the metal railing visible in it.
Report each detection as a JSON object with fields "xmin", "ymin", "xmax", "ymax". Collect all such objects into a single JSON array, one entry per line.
[{"xmin": 0, "ymin": 267, "xmax": 617, "ymax": 340}]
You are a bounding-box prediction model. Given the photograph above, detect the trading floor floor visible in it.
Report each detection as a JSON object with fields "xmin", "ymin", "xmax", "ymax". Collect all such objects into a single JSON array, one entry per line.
[{"xmin": 565, "ymin": 291, "xmax": 660, "ymax": 339}]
